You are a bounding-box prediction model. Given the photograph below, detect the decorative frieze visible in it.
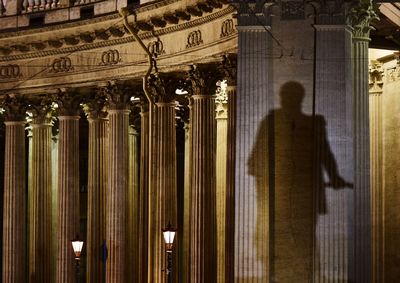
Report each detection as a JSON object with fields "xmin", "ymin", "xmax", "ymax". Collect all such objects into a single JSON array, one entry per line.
[
  {"xmin": 100, "ymin": 49, "xmax": 121, "ymax": 66},
  {"xmin": 148, "ymin": 40, "xmax": 165, "ymax": 57},
  {"xmin": 50, "ymin": 57, "xmax": 73, "ymax": 73},
  {"xmin": 220, "ymin": 19, "xmax": 234, "ymax": 38},
  {"xmin": 186, "ymin": 30, "xmax": 203, "ymax": 48},
  {"xmin": 0, "ymin": 64, "xmax": 21, "ymax": 79}
]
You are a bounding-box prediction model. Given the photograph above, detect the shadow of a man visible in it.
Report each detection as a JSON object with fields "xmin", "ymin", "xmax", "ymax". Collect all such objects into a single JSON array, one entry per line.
[{"xmin": 247, "ymin": 81, "xmax": 351, "ymax": 282}]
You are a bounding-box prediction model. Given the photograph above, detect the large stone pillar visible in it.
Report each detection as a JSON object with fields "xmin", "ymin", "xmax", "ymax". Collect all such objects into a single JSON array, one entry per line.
[
  {"xmin": 350, "ymin": 2, "xmax": 377, "ymax": 282},
  {"xmin": 368, "ymin": 61, "xmax": 384, "ymax": 283},
  {"xmin": 187, "ymin": 65, "xmax": 219, "ymax": 282},
  {"xmin": 127, "ymin": 106, "xmax": 140, "ymax": 283},
  {"xmin": 29, "ymin": 98, "xmax": 54, "ymax": 283},
  {"xmin": 84, "ymin": 94, "xmax": 108, "ymax": 283},
  {"xmin": 313, "ymin": 9, "xmax": 354, "ymax": 282},
  {"xmin": 139, "ymin": 100, "xmax": 149, "ymax": 283},
  {"xmin": 215, "ymin": 81, "xmax": 228, "ymax": 283},
  {"xmin": 55, "ymin": 90, "xmax": 80, "ymax": 283},
  {"xmin": 147, "ymin": 74, "xmax": 178, "ymax": 283},
  {"xmin": 104, "ymin": 82, "xmax": 130, "ymax": 283},
  {"xmin": 219, "ymin": 55, "xmax": 236, "ymax": 282},
  {"xmin": 2, "ymin": 95, "xmax": 27, "ymax": 283},
  {"xmin": 234, "ymin": 2, "xmax": 271, "ymax": 281}
]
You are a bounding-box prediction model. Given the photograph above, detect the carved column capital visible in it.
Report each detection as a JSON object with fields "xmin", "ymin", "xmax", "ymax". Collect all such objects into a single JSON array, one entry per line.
[
  {"xmin": 216, "ymin": 81, "xmax": 228, "ymax": 120},
  {"xmin": 103, "ymin": 81, "xmax": 132, "ymax": 110},
  {"xmin": 219, "ymin": 54, "xmax": 237, "ymax": 86},
  {"xmin": 54, "ymin": 88, "xmax": 82, "ymax": 116},
  {"xmin": 83, "ymin": 91, "xmax": 108, "ymax": 120},
  {"xmin": 348, "ymin": 0, "xmax": 379, "ymax": 40},
  {"xmin": 186, "ymin": 65, "xmax": 222, "ymax": 96},
  {"xmin": 369, "ymin": 60, "xmax": 384, "ymax": 95},
  {"xmin": 147, "ymin": 73, "xmax": 182, "ymax": 104},
  {"xmin": 233, "ymin": 0, "xmax": 270, "ymax": 26},
  {"xmin": 28, "ymin": 97, "xmax": 55, "ymax": 125},
  {"xmin": 1, "ymin": 94, "xmax": 28, "ymax": 122}
]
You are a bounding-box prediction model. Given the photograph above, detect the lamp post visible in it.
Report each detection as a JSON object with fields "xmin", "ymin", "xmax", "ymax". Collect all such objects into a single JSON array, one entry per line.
[
  {"xmin": 71, "ymin": 235, "xmax": 84, "ymax": 283},
  {"xmin": 162, "ymin": 222, "xmax": 176, "ymax": 283}
]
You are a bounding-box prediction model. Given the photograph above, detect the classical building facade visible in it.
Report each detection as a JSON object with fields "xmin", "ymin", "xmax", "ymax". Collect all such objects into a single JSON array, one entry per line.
[{"xmin": 0, "ymin": 0, "xmax": 399, "ymax": 282}]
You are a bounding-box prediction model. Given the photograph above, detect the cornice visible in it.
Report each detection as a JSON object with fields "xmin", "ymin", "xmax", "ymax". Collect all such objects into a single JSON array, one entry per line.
[{"xmin": 0, "ymin": 5, "xmax": 235, "ymax": 62}]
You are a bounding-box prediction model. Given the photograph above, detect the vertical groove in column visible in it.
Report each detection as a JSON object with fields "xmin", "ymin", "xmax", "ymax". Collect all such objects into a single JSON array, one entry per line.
[
  {"xmin": 235, "ymin": 27, "xmax": 270, "ymax": 282},
  {"xmin": 57, "ymin": 116, "xmax": 80, "ymax": 283},
  {"xmin": 182, "ymin": 120, "xmax": 191, "ymax": 283},
  {"xmin": 369, "ymin": 92, "xmax": 383, "ymax": 283},
  {"xmin": 30, "ymin": 122, "xmax": 52, "ymax": 283},
  {"xmin": 2, "ymin": 121, "xmax": 26, "ymax": 283},
  {"xmin": 190, "ymin": 94, "xmax": 217, "ymax": 283},
  {"xmin": 353, "ymin": 38, "xmax": 371, "ymax": 283},
  {"xmin": 106, "ymin": 109, "xmax": 129, "ymax": 283},
  {"xmin": 127, "ymin": 125, "xmax": 139, "ymax": 283},
  {"xmin": 87, "ymin": 118, "xmax": 108, "ymax": 283},
  {"xmin": 139, "ymin": 107, "xmax": 149, "ymax": 283},
  {"xmin": 314, "ymin": 26, "xmax": 352, "ymax": 283}
]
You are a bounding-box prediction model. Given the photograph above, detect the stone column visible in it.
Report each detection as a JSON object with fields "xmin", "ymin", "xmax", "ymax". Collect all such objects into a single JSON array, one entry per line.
[
  {"xmin": 187, "ymin": 65, "xmax": 219, "ymax": 282},
  {"xmin": 2, "ymin": 95, "xmax": 27, "ymax": 283},
  {"xmin": 29, "ymin": 98, "xmax": 54, "ymax": 283},
  {"xmin": 127, "ymin": 106, "xmax": 140, "ymax": 283},
  {"xmin": 215, "ymin": 81, "xmax": 228, "ymax": 283},
  {"xmin": 350, "ymin": 3, "xmax": 377, "ymax": 282},
  {"xmin": 104, "ymin": 82, "xmax": 130, "ymax": 283},
  {"xmin": 219, "ymin": 55, "xmax": 236, "ymax": 282},
  {"xmin": 55, "ymin": 90, "xmax": 81, "ymax": 283},
  {"xmin": 84, "ymin": 94, "xmax": 108, "ymax": 283},
  {"xmin": 234, "ymin": 2, "xmax": 271, "ymax": 281},
  {"xmin": 313, "ymin": 11, "xmax": 354, "ymax": 281},
  {"xmin": 368, "ymin": 61, "xmax": 384, "ymax": 283},
  {"xmin": 147, "ymin": 74, "xmax": 178, "ymax": 283},
  {"xmin": 139, "ymin": 101, "xmax": 149, "ymax": 283}
]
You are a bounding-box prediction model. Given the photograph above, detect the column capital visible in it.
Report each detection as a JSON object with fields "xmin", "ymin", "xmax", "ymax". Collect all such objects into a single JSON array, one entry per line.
[
  {"xmin": 54, "ymin": 88, "xmax": 82, "ymax": 117},
  {"xmin": 83, "ymin": 91, "xmax": 108, "ymax": 120},
  {"xmin": 348, "ymin": 0, "xmax": 378, "ymax": 40},
  {"xmin": 28, "ymin": 96, "xmax": 55, "ymax": 125},
  {"xmin": 1, "ymin": 94, "xmax": 28, "ymax": 122},
  {"xmin": 369, "ymin": 60, "xmax": 384, "ymax": 95},
  {"xmin": 219, "ymin": 54, "xmax": 237, "ymax": 86},
  {"xmin": 314, "ymin": 0, "xmax": 349, "ymax": 25},
  {"xmin": 103, "ymin": 81, "xmax": 132, "ymax": 110},
  {"xmin": 147, "ymin": 73, "xmax": 182, "ymax": 104},
  {"xmin": 233, "ymin": 0, "xmax": 270, "ymax": 26},
  {"xmin": 186, "ymin": 64, "xmax": 222, "ymax": 96},
  {"xmin": 216, "ymin": 81, "xmax": 228, "ymax": 120}
]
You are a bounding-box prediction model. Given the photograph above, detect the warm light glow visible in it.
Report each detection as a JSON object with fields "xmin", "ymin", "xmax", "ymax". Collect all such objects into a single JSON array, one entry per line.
[
  {"xmin": 71, "ymin": 237, "xmax": 84, "ymax": 258},
  {"xmin": 175, "ymin": 88, "xmax": 188, "ymax": 95},
  {"xmin": 162, "ymin": 223, "xmax": 176, "ymax": 251}
]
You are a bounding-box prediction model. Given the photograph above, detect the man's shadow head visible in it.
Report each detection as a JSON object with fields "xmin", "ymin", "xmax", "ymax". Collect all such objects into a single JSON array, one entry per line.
[{"xmin": 280, "ymin": 81, "xmax": 305, "ymax": 112}]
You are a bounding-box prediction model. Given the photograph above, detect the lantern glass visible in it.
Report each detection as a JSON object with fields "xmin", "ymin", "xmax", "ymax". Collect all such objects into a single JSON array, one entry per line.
[{"xmin": 71, "ymin": 237, "xmax": 84, "ymax": 258}]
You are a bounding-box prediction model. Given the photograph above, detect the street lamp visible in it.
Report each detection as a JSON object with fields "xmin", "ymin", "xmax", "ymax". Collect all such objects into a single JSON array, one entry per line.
[
  {"xmin": 71, "ymin": 236, "xmax": 84, "ymax": 283},
  {"xmin": 162, "ymin": 222, "xmax": 176, "ymax": 283}
]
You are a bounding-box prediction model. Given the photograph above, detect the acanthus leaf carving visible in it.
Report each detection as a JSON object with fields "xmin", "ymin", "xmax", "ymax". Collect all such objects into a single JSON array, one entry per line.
[
  {"xmin": 348, "ymin": 0, "xmax": 379, "ymax": 39},
  {"xmin": 1, "ymin": 94, "xmax": 28, "ymax": 122}
]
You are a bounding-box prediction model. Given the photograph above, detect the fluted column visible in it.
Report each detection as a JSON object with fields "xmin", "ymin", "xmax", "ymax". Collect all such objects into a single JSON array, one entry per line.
[
  {"xmin": 147, "ymin": 74, "xmax": 178, "ymax": 283},
  {"xmin": 368, "ymin": 61, "xmax": 384, "ymax": 283},
  {"xmin": 127, "ymin": 106, "xmax": 140, "ymax": 283},
  {"xmin": 2, "ymin": 95, "xmax": 27, "ymax": 283},
  {"xmin": 104, "ymin": 82, "xmax": 130, "ymax": 283},
  {"xmin": 350, "ymin": 3, "xmax": 377, "ymax": 281},
  {"xmin": 55, "ymin": 90, "xmax": 80, "ymax": 283},
  {"xmin": 29, "ymin": 98, "xmax": 54, "ymax": 283},
  {"xmin": 84, "ymin": 95, "xmax": 108, "ymax": 283},
  {"xmin": 187, "ymin": 66, "xmax": 219, "ymax": 282},
  {"xmin": 313, "ymin": 16, "xmax": 353, "ymax": 281},
  {"xmin": 234, "ymin": 3, "xmax": 271, "ymax": 281},
  {"xmin": 219, "ymin": 55, "xmax": 237, "ymax": 282},
  {"xmin": 139, "ymin": 101, "xmax": 149, "ymax": 283},
  {"xmin": 215, "ymin": 82, "xmax": 228, "ymax": 283}
]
